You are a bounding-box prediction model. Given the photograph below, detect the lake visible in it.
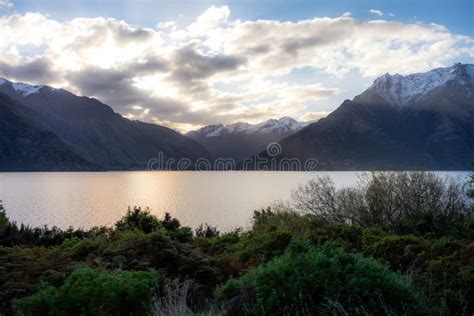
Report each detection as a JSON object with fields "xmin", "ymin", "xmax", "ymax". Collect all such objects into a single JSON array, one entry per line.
[{"xmin": 0, "ymin": 171, "xmax": 470, "ymax": 231}]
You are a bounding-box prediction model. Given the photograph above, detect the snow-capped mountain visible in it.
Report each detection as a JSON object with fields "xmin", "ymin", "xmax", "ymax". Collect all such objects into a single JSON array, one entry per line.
[
  {"xmin": 187, "ymin": 117, "xmax": 312, "ymax": 161},
  {"xmin": 188, "ymin": 117, "xmax": 309, "ymax": 138},
  {"xmin": 251, "ymin": 63, "xmax": 474, "ymax": 170},
  {"xmin": 0, "ymin": 78, "xmax": 47, "ymax": 97},
  {"xmin": 356, "ymin": 63, "xmax": 473, "ymax": 106},
  {"xmin": 0, "ymin": 77, "xmax": 210, "ymax": 170}
]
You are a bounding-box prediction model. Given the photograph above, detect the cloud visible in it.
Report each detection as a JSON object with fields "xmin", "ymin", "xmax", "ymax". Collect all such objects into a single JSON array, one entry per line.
[
  {"xmin": 188, "ymin": 5, "xmax": 230, "ymax": 34},
  {"xmin": 0, "ymin": 7, "xmax": 472, "ymax": 132},
  {"xmin": 301, "ymin": 111, "xmax": 329, "ymax": 122},
  {"xmin": 0, "ymin": 57, "xmax": 57, "ymax": 83},
  {"xmin": 369, "ymin": 9, "xmax": 384, "ymax": 16},
  {"xmin": 0, "ymin": 0, "xmax": 13, "ymax": 9}
]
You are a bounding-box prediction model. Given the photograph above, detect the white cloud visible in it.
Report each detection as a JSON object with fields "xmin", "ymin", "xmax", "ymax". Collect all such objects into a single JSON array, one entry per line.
[
  {"xmin": 157, "ymin": 21, "xmax": 177, "ymax": 31},
  {"xmin": 0, "ymin": 0, "xmax": 13, "ymax": 9},
  {"xmin": 369, "ymin": 9, "xmax": 384, "ymax": 16},
  {"xmin": 0, "ymin": 6, "xmax": 472, "ymax": 132},
  {"xmin": 301, "ymin": 111, "xmax": 329, "ymax": 122},
  {"xmin": 187, "ymin": 5, "xmax": 230, "ymax": 35}
]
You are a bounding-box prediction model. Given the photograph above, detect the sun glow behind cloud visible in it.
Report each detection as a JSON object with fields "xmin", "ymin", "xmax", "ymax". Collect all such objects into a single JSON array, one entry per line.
[{"xmin": 0, "ymin": 5, "xmax": 473, "ymax": 132}]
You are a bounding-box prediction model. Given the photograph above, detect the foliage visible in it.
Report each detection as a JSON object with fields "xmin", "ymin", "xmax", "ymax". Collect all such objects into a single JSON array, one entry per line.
[
  {"xmin": 1, "ymin": 172, "xmax": 473, "ymax": 315},
  {"xmin": 195, "ymin": 223, "xmax": 220, "ymax": 238},
  {"xmin": 468, "ymin": 165, "xmax": 474, "ymax": 199},
  {"xmin": 218, "ymin": 241, "xmax": 427, "ymax": 315},
  {"xmin": 251, "ymin": 205, "xmax": 317, "ymax": 237},
  {"xmin": 292, "ymin": 171, "xmax": 472, "ymax": 235},
  {"xmin": 227, "ymin": 229, "xmax": 292, "ymax": 266},
  {"xmin": 0, "ymin": 201, "xmax": 8, "ymax": 236},
  {"xmin": 13, "ymin": 267, "xmax": 157, "ymax": 316},
  {"xmin": 114, "ymin": 207, "xmax": 193, "ymax": 242},
  {"xmin": 115, "ymin": 206, "xmax": 162, "ymax": 233}
]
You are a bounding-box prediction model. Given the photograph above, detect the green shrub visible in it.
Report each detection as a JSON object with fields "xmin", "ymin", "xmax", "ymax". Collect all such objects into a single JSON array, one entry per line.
[
  {"xmin": 461, "ymin": 215, "xmax": 474, "ymax": 239},
  {"xmin": 228, "ymin": 229, "xmax": 293, "ymax": 266},
  {"xmin": 195, "ymin": 223, "xmax": 220, "ymax": 238},
  {"xmin": 251, "ymin": 206, "xmax": 316, "ymax": 236},
  {"xmin": 0, "ymin": 201, "xmax": 8, "ymax": 236},
  {"xmin": 13, "ymin": 267, "xmax": 158, "ymax": 316},
  {"xmin": 115, "ymin": 207, "xmax": 162, "ymax": 233},
  {"xmin": 308, "ymin": 224, "xmax": 364, "ymax": 250},
  {"xmin": 218, "ymin": 241, "xmax": 427, "ymax": 315},
  {"xmin": 60, "ymin": 235, "xmax": 109, "ymax": 259},
  {"xmin": 365, "ymin": 235, "xmax": 474, "ymax": 313},
  {"xmin": 195, "ymin": 229, "xmax": 241, "ymax": 255},
  {"xmin": 364, "ymin": 235, "xmax": 427, "ymax": 271},
  {"xmin": 422, "ymin": 242, "xmax": 474, "ymax": 314}
]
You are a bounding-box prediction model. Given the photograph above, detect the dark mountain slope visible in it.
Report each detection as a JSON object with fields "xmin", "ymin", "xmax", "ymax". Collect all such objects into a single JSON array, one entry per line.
[
  {"xmin": 0, "ymin": 81, "xmax": 209, "ymax": 169},
  {"xmin": 0, "ymin": 93, "xmax": 99, "ymax": 171}
]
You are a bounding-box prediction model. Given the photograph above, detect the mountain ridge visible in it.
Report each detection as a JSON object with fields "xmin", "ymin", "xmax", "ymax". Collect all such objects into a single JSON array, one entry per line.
[
  {"xmin": 187, "ymin": 117, "xmax": 311, "ymax": 138},
  {"xmin": 248, "ymin": 63, "xmax": 474, "ymax": 170},
  {"xmin": 187, "ymin": 117, "xmax": 312, "ymax": 161},
  {"xmin": 0, "ymin": 78, "xmax": 210, "ymax": 170},
  {"xmin": 0, "ymin": 92, "xmax": 100, "ymax": 171}
]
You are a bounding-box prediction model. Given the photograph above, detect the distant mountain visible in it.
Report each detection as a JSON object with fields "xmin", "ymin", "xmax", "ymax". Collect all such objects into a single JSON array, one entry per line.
[
  {"xmin": 0, "ymin": 92, "xmax": 99, "ymax": 171},
  {"xmin": 250, "ymin": 63, "xmax": 474, "ymax": 170},
  {"xmin": 0, "ymin": 78, "xmax": 210, "ymax": 170},
  {"xmin": 187, "ymin": 117, "xmax": 310, "ymax": 161}
]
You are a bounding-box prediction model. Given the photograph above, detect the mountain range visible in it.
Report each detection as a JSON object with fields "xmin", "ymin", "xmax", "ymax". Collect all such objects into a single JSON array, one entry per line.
[
  {"xmin": 0, "ymin": 63, "xmax": 472, "ymax": 171},
  {"xmin": 186, "ymin": 117, "xmax": 310, "ymax": 161},
  {"xmin": 250, "ymin": 63, "xmax": 474, "ymax": 170},
  {"xmin": 0, "ymin": 79, "xmax": 209, "ymax": 171}
]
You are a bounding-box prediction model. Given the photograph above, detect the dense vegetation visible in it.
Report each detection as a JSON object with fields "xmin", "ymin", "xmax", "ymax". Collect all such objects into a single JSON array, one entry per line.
[{"xmin": 0, "ymin": 171, "xmax": 473, "ymax": 315}]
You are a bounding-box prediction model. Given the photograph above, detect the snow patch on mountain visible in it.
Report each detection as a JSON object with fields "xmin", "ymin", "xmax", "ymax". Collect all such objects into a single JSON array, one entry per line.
[
  {"xmin": 12, "ymin": 82, "xmax": 44, "ymax": 97},
  {"xmin": 0, "ymin": 78, "xmax": 44, "ymax": 97},
  {"xmin": 189, "ymin": 117, "xmax": 311, "ymax": 138},
  {"xmin": 367, "ymin": 63, "xmax": 474, "ymax": 106}
]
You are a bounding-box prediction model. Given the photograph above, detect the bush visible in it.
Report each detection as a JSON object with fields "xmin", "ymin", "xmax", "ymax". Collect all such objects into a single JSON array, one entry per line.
[
  {"xmin": 115, "ymin": 207, "xmax": 162, "ymax": 233},
  {"xmin": 13, "ymin": 267, "xmax": 158, "ymax": 315},
  {"xmin": 114, "ymin": 208, "xmax": 194, "ymax": 242},
  {"xmin": 364, "ymin": 235, "xmax": 427, "ymax": 271},
  {"xmin": 468, "ymin": 166, "xmax": 474, "ymax": 199},
  {"xmin": 227, "ymin": 229, "xmax": 293, "ymax": 266},
  {"xmin": 218, "ymin": 241, "xmax": 427, "ymax": 315},
  {"xmin": 292, "ymin": 171, "xmax": 472, "ymax": 235},
  {"xmin": 195, "ymin": 223, "xmax": 220, "ymax": 238},
  {"xmin": 251, "ymin": 205, "xmax": 317, "ymax": 237},
  {"xmin": 0, "ymin": 201, "xmax": 8, "ymax": 236}
]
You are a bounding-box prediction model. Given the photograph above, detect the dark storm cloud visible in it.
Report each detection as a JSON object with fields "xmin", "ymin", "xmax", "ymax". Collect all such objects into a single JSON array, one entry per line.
[
  {"xmin": 169, "ymin": 44, "xmax": 246, "ymax": 82},
  {"xmin": 165, "ymin": 44, "xmax": 246, "ymax": 99},
  {"xmin": 66, "ymin": 66, "xmax": 187, "ymax": 116},
  {"xmin": 0, "ymin": 58, "xmax": 56, "ymax": 83},
  {"xmin": 65, "ymin": 55, "xmax": 168, "ymax": 98}
]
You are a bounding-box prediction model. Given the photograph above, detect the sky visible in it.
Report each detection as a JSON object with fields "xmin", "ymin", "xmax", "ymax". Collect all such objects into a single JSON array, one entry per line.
[{"xmin": 0, "ymin": 0, "xmax": 473, "ymax": 132}]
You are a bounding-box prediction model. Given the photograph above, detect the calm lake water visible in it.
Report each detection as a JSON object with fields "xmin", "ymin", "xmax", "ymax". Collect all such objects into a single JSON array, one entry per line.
[{"xmin": 0, "ymin": 171, "xmax": 470, "ymax": 231}]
